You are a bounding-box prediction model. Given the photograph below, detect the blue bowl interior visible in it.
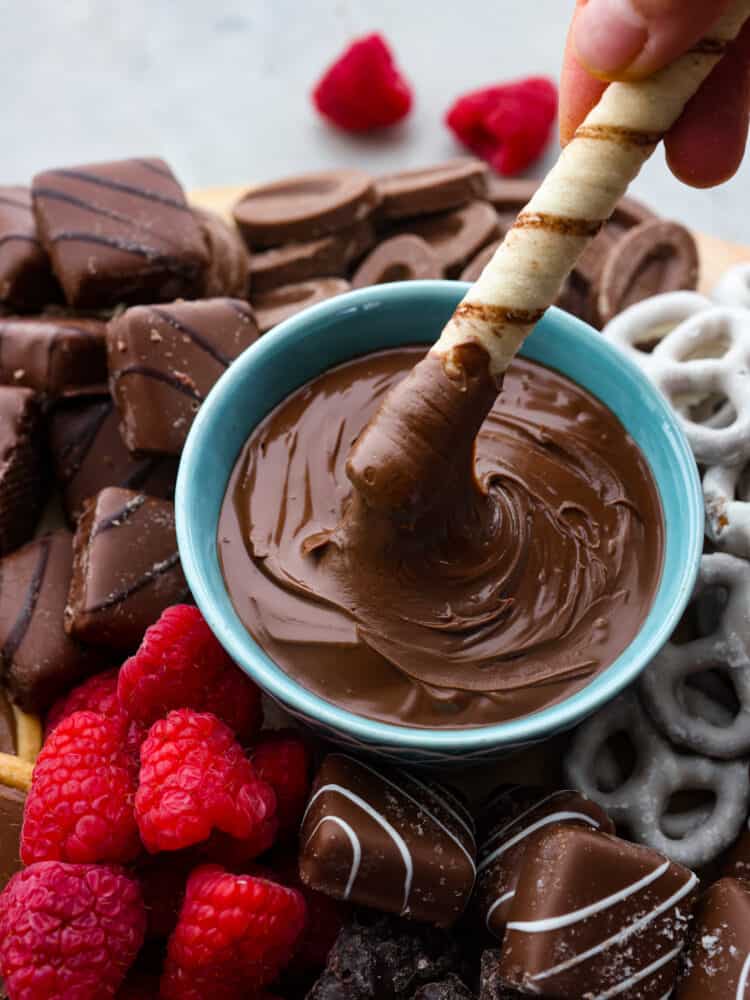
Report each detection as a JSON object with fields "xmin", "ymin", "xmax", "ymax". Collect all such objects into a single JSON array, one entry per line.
[{"xmin": 176, "ymin": 281, "xmax": 702, "ymax": 752}]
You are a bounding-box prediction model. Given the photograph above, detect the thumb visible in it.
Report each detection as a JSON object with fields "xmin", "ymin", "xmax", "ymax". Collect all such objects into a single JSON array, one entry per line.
[{"xmin": 572, "ymin": 0, "xmax": 734, "ymax": 80}]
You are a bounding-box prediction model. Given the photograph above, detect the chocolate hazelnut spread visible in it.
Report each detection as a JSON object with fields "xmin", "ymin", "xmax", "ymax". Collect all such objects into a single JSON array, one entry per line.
[{"xmin": 219, "ymin": 347, "xmax": 663, "ymax": 728}]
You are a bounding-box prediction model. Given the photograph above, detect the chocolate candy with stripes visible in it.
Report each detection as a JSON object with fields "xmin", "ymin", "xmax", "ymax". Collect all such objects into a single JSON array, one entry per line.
[
  {"xmin": 65, "ymin": 488, "xmax": 188, "ymax": 650},
  {"xmin": 107, "ymin": 297, "xmax": 259, "ymax": 455},
  {"xmin": 674, "ymin": 878, "xmax": 750, "ymax": 999},
  {"xmin": 0, "ymin": 186, "xmax": 60, "ymax": 311},
  {"xmin": 475, "ymin": 785, "xmax": 614, "ymax": 941},
  {"xmin": 0, "ymin": 316, "xmax": 106, "ymax": 398},
  {"xmin": 32, "ymin": 157, "xmax": 208, "ymax": 309},
  {"xmin": 0, "ymin": 387, "xmax": 47, "ymax": 554},
  {"xmin": 498, "ymin": 825, "xmax": 698, "ymax": 999},
  {"xmin": 299, "ymin": 753, "xmax": 476, "ymax": 926}
]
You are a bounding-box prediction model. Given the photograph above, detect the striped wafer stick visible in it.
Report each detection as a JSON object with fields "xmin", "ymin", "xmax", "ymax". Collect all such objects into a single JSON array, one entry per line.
[
  {"xmin": 12, "ymin": 705, "xmax": 42, "ymax": 764},
  {"xmin": 348, "ymin": 0, "xmax": 750, "ymax": 515},
  {"xmin": 0, "ymin": 751, "xmax": 34, "ymax": 792}
]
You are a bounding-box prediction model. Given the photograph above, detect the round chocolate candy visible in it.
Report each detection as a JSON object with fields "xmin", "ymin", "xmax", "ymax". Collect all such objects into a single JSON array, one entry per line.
[
  {"xmin": 352, "ymin": 234, "xmax": 443, "ymax": 288},
  {"xmin": 252, "ymin": 278, "xmax": 350, "ymax": 333},
  {"xmin": 375, "ymin": 159, "xmax": 489, "ymax": 221}
]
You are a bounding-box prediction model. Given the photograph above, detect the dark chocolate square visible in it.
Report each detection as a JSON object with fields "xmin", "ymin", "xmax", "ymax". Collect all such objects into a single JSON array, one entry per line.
[
  {"xmin": 0, "ymin": 386, "xmax": 47, "ymax": 555},
  {"xmin": 0, "ymin": 187, "xmax": 60, "ymax": 311},
  {"xmin": 0, "ymin": 316, "xmax": 106, "ymax": 397}
]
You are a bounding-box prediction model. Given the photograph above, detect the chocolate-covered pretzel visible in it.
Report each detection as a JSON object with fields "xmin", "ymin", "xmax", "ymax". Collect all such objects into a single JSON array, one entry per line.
[
  {"xmin": 375, "ymin": 159, "xmax": 488, "ymax": 220},
  {"xmin": 352, "ymin": 234, "xmax": 443, "ymax": 288}
]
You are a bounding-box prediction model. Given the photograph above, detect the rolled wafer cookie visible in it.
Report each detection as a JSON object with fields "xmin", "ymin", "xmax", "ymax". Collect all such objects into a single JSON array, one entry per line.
[
  {"xmin": 348, "ymin": 0, "xmax": 750, "ymax": 514},
  {"xmin": 11, "ymin": 705, "xmax": 42, "ymax": 764},
  {"xmin": 0, "ymin": 751, "xmax": 33, "ymax": 791}
]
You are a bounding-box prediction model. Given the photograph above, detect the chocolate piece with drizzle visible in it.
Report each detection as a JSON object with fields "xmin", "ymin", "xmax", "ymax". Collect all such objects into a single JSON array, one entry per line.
[
  {"xmin": 0, "ymin": 316, "xmax": 106, "ymax": 398},
  {"xmin": 0, "ymin": 186, "xmax": 60, "ymax": 311},
  {"xmin": 0, "ymin": 387, "xmax": 47, "ymax": 555},
  {"xmin": 674, "ymin": 878, "xmax": 750, "ymax": 999}
]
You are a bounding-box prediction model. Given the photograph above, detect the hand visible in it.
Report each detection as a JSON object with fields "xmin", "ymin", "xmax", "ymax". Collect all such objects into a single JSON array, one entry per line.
[{"xmin": 560, "ymin": 0, "xmax": 750, "ymax": 187}]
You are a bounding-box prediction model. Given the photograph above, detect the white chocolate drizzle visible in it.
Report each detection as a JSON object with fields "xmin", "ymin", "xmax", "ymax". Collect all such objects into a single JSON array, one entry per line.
[
  {"xmin": 479, "ymin": 809, "xmax": 603, "ymax": 874},
  {"xmin": 305, "ymin": 815, "xmax": 361, "ymax": 899},
  {"xmin": 589, "ymin": 943, "xmax": 683, "ymax": 999},
  {"xmin": 737, "ymin": 952, "xmax": 750, "ymax": 999}
]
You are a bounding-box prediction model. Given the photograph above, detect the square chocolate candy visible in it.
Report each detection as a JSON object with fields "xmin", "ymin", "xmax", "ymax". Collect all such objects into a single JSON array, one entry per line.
[
  {"xmin": 107, "ymin": 297, "xmax": 259, "ymax": 455},
  {"xmin": 0, "ymin": 387, "xmax": 47, "ymax": 555},
  {"xmin": 0, "ymin": 187, "xmax": 60, "ymax": 311},
  {"xmin": 32, "ymin": 158, "xmax": 208, "ymax": 309},
  {"xmin": 299, "ymin": 753, "xmax": 476, "ymax": 927},
  {"xmin": 65, "ymin": 488, "xmax": 189, "ymax": 650},
  {"xmin": 674, "ymin": 878, "xmax": 750, "ymax": 998},
  {"xmin": 0, "ymin": 316, "xmax": 106, "ymax": 397}
]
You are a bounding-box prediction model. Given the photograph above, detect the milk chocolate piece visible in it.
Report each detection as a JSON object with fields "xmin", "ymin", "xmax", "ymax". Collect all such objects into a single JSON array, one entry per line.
[
  {"xmin": 479, "ymin": 951, "xmax": 523, "ymax": 1000},
  {"xmin": 352, "ymin": 235, "xmax": 443, "ymax": 288},
  {"xmin": 0, "ymin": 387, "xmax": 46, "ymax": 554},
  {"xmin": 0, "ymin": 530, "xmax": 99, "ymax": 711},
  {"xmin": 389, "ymin": 202, "xmax": 500, "ymax": 275},
  {"xmin": 233, "ymin": 169, "xmax": 377, "ymax": 249},
  {"xmin": 499, "ymin": 826, "xmax": 698, "ymax": 999},
  {"xmin": 674, "ymin": 878, "xmax": 750, "ymax": 998},
  {"xmin": 0, "ymin": 785, "xmax": 24, "ymax": 891},
  {"xmin": 723, "ymin": 827, "xmax": 750, "ymax": 882},
  {"xmin": 460, "ymin": 240, "xmax": 501, "ymax": 283},
  {"xmin": 194, "ymin": 207, "xmax": 251, "ymax": 299},
  {"xmin": 252, "ymin": 278, "xmax": 350, "ymax": 334},
  {"xmin": 0, "ymin": 316, "xmax": 106, "ymax": 397},
  {"xmin": 107, "ymin": 297, "xmax": 259, "ymax": 455},
  {"xmin": 32, "ymin": 157, "xmax": 208, "ymax": 308},
  {"xmin": 49, "ymin": 394, "xmax": 177, "ymax": 524},
  {"xmin": 299, "ymin": 753, "xmax": 476, "ymax": 926},
  {"xmin": 376, "ymin": 160, "xmax": 488, "ymax": 221},
  {"xmin": 475, "ymin": 786, "xmax": 614, "ymax": 941},
  {"xmin": 249, "ymin": 219, "xmax": 375, "ymax": 293},
  {"xmin": 65, "ymin": 488, "xmax": 188, "ymax": 650},
  {"xmin": 0, "ymin": 187, "xmax": 60, "ymax": 311}
]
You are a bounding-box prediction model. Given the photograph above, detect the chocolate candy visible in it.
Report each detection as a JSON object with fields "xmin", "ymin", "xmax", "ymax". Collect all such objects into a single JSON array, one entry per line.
[
  {"xmin": 0, "ymin": 689, "xmax": 36, "ymax": 894},
  {"xmin": 233, "ymin": 169, "xmax": 377, "ymax": 248},
  {"xmin": 375, "ymin": 159, "xmax": 488, "ymax": 221},
  {"xmin": 352, "ymin": 235, "xmax": 443, "ymax": 288},
  {"xmin": 299, "ymin": 753, "xmax": 476, "ymax": 926},
  {"xmin": 0, "ymin": 187, "xmax": 60, "ymax": 311},
  {"xmin": 107, "ymin": 297, "xmax": 259, "ymax": 455},
  {"xmin": 479, "ymin": 950, "xmax": 522, "ymax": 1000},
  {"xmin": 475, "ymin": 786, "xmax": 614, "ymax": 941},
  {"xmin": 499, "ymin": 825, "xmax": 698, "ymax": 999},
  {"xmin": 389, "ymin": 202, "xmax": 500, "ymax": 276},
  {"xmin": 674, "ymin": 878, "xmax": 750, "ymax": 998},
  {"xmin": 0, "ymin": 530, "xmax": 99, "ymax": 712},
  {"xmin": 460, "ymin": 240, "xmax": 501, "ymax": 283},
  {"xmin": 194, "ymin": 207, "xmax": 251, "ymax": 298},
  {"xmin": 32, "ymin": 157, "xmax": 208, "ymax": 308},
  {"xmin": 0, "ymin": 316, "xmax": 106, "ymax": 397},
  {"xmin": 65, "ymin": 488, "xmax": 188, "ymax": 650},
  {"xmin": 249, "ymin": 219, "xmax": 375, "ymax": 293},
  {"xmin": 723, "ymin": 827, "xmax": 750, "ymax": 882},
  {"xmin": 0, "ymin": 387, "xmax": 47, "ymax": 555},
  {"xmin": 0, "ymin": 782, "xmax": 24, "ymax": 892},
  {"xmin": 252, "ymin": 278, "xmax": 350, "ymax": 334},
  {"xmin": 48, "ymin": 393, "xmax": 178, "ymax": 524}
]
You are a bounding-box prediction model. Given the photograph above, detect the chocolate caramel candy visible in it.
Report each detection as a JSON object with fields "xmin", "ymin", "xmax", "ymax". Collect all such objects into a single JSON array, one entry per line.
[
  {"xmin": 233, "ymin": 169, "xmax": 377, "ymax": 249},
  {"xmin": 499, "ymin": 826, "xmax": 698, "ymax": 999},
  {"xmin": 674, "ymin": 878, "xmax": 750, "ymax": 998},
  {"xmin": 475, "ymin": 786, "xmax": 614, "ymax": 941},
  {"xmin": 0, "ymin": 187, "xmax": 60, "ymax": 311},
  {"xmin": 352, "ymin": 235, "xmax": 443, "ymax": 288},
  {"xmin": 32, "ymin": 157, "xmax": 208, "ymax": 309},
  {"xmin": 252, "ymin": 279, "xmax": 350, "ymax": 334},
  {"xmin": 389, "ymin": 201, "xmax": 500, "ymax": 276},
  {"xmin": 0, "ymin": 316, "xmax": 106, "ymax": 397},
  {"xmin": 48, "ymin": 393, "xmax": 178, "ymax": 524},
  {"xmin": 65, "ymin": 488, "xmax": 188, "ymax": 650},
  {"xmin": 375, "ymin": 159, "xmax": 488, "ymax": 221},
  {"xmin": 194, "ymin": 207, "xmax": 251, "ymax": 298},
  {"xmin": 107, "ymin": 297, "xmax": 258, "ymax": 455},
  {"xmin": 299, "ymin": 753, "xmax": 476, "ymax": 926},
  {"xmin": 0, "ymin": 530, "xmax": 100, "ymax": 712},
  {"xmin": 0, "ymin": 387, "xmax": 47, "ymax": 555}
]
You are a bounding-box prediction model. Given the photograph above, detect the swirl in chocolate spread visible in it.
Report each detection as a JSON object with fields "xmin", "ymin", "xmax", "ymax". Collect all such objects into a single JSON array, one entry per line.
[{"xmin": 219, "ymin": 347, "xmax": 663, "ymax": 728}]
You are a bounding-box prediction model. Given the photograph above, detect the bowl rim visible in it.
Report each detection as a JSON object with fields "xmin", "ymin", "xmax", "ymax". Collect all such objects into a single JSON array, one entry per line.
[{"xmin": 176, "ymin": 280, "xmax": 703, "ymax": 751}]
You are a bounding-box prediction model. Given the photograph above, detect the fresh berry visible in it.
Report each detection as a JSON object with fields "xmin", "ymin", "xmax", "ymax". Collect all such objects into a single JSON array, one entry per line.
[
  {"xmin": 46, "ymin": 667, "xmax": 146, "ymax": 757},
  {"xmin": 118, "ymin": 605, "xmax": 263, "ymax": 742},
  {"xmin": 161, "ymin": 865, "xmax": 307, "ymax": 999},
  {"xmin": 0, "ymin": 862, "xmax": 145, "ymax": 1000},
  {"xmin": 445, "ymin": 77, "xmax": 557, "ymax": 176},
  {"xmin": 21, "ymin": 710, "xmax": 140, "ymax": 865},
  {"xmin": 251, "ymin": 730, "xmax": 311, "ymax": 835},
  {"xmin": 313, "ymin": 33, "xmax": 412, "ymax": 132},
  {"xmin": 135, "ymin": 709, "xmax": 277, "ymax": 855}
]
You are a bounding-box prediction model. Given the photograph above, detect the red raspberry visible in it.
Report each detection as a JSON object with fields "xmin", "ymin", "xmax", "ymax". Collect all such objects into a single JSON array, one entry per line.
[
  {"xmin": 118, "ymin": 605, "xmax": 263, "ymax": 742},
  {"xmin": 161, "ymin": 865, "xmax": 307, "ymax": 999},
  {"xmin": 251, "ymin": 730, "xmax": 312, "ymax": 835},
  {"xmin": 313, "ymin": 33, "xmax": 412, "ymax": 132},
  {"xmin": 0, "ymin": 861, "xmax": 145, "ymax": 1000},
  {"xmin": 46, "ymin": 668, "xmax": 146, "ymax": 758},
  {"xmin": 446, "ymin": 77, "xmax": 557, "ymax": 176},
  {"xmin": 21, "ymin": 710, "xmax": 140, "ymax": 865},
  {"xmin": 135, "ymin": 709, "xmax": 278, "ymax": 855}
]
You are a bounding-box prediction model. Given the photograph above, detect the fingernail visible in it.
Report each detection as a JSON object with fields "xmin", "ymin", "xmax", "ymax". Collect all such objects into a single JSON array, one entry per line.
[{"xmin": 573, "ymin": 0, "xmax": 649, "ymax": 75}]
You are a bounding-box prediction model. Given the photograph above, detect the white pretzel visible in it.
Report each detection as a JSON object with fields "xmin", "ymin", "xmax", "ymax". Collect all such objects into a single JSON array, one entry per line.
[
  {"xmin": 713, "ymin": 262, "xmax": 750, "ymax": 310},
  {"xmin": 565, "ymin": 691, "xmax": 749, "ymax": 869},
  {"xmin": 704, "ymin": 462, "xmax": 750, "ymax": 558}
]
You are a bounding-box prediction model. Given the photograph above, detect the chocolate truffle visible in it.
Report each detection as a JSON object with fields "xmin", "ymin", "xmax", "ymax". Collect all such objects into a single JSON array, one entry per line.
[
  {"xmin": 48, "ymin": 393, "xmax": 178, "ymax": 524},
  {"xmin": 375, "ymin": 159, "xmax": 488, "ymax": 220},
  {"xmin": 65, "ymin": 488, "xmax": 188, "ymax": 650},
  {"xmin": 0, "ymin": 530, "xmax": 99, "ymax": 712},
  {"xmin": 499, "ymin": 826, "xmax": 698, "ymax": 999},
  {"xmin": 32, "ymin": 157, "xmax": 208, "ymax": 308},
  {"xmin": 0, "ymin": 186, "xmax": 60, "ymax": 311},
  {"xmin": 252, "ymin": 278, "xmax": 350, "ymax": 334},
  {"xmin": 674, "ymin": 878, "xmax": 750, "ymax": 998},
  {"xmin": 194, "ymin": 207, "xmax": 251, "ymax": 298},
  {"xmin": 0, "ymin": 316, "xmax": 106, "ymax": 397},
  {"xmin": 0, "ymin": 387, "xmax": 47, "ymax": 554},
  {"xmin": 299, "ymin": 753, "xmax": 476, "ymax": 927},
  {"xmin": 107, "ymin": 297, "xmax": 259, "ymax": 455}
]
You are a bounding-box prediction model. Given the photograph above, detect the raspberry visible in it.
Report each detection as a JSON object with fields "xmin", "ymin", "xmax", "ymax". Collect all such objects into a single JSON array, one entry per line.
[
  {"xmin": 251, "ymin": 730, "xmax": 312, "ymax": 835},
  {"xmin": 445, "ymin": 77, "xmax": 557, "ymax": 176},
  {"xmin": 135, "ymin": 709, "xmax": 278, "ymax": 855},
  {"xmin": 118, "ymin": 605, "xmax": 263, "ymax": 742},
  {"xmin": 313, "ymin": 33, "xmax": 412, "ymax": 132},
  {"xmin": 46, "ymin": 668, "xmax": 146, "ymax": 758},
  {"xmin": 161, "ymin": 865, "xmax": 307, "ymax": 999},
  {"xmin": 21, "ymin": 710, "xmax": 140, "ymax": 865},
  {"xmin": 0, "ymin": 862, "xmax": 145, "ymax": 1000}
]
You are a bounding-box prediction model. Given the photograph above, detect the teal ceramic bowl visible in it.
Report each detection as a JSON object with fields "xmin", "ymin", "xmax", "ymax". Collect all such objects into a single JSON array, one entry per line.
[{"xmin": 176, "ymin": 281, "xmax": 702, "ymax": 765}]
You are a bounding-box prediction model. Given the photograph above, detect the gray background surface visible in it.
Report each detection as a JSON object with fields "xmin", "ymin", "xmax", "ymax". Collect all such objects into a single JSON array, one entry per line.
[{"xmin": 4, "ymin": 0, "xmax": 750, "ymax": 243}]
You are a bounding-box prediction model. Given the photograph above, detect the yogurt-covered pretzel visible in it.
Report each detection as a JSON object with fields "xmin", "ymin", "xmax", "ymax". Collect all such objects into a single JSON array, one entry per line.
[
  {"xmin": 704, "ymin": 461, "xmax": 750, "ymax": 558},
  {"xmin": 348, "ymin": 1, "xmax": 750, "ymax": 513},
  {"xmin": 713, "ymin": 261, "xmax": 750, "ymax": 310},
  {"xmin": 565, "ymin": 691, "xmax": 750, "ymax": 868}
]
